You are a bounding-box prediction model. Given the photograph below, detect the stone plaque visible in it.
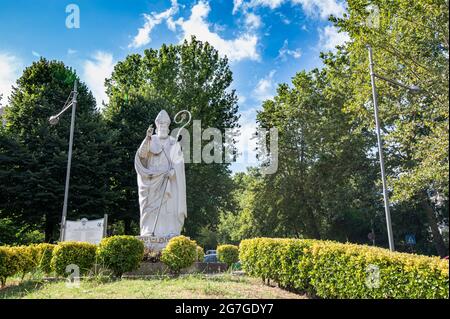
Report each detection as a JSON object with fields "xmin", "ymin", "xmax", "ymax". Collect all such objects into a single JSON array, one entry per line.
[
  {"xmin": 64, "ymin": 217, "xmax": 105, "ymax": 245},
  {"xmin": 137, "ymin": 234, "xmax": 177, "ymax": 251}
]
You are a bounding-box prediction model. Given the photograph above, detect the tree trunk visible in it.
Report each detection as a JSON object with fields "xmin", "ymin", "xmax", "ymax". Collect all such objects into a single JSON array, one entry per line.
[
  {"xmin": 422, "ymin": 198, "xmax": 448, "ymax": 257},
  {"xmin": 124, "ymin": 218, "xmax": 132, "ymax": 235},
  {"xmin": 45, "ymin": 213, "xmax": 54, "ymax": 243},
  {"xmin": 307, "ymin": 209, "xmax": 321, "ymax": 239}
]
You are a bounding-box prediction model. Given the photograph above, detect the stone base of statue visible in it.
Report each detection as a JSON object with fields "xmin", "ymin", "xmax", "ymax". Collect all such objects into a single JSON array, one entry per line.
[
  {"xmin": 123, "ymin": 261, "xmax": 229, "ymax": 277},
  {"xmin": 136, "ymin": 235, "xmax": 176, "ymax": 251}
]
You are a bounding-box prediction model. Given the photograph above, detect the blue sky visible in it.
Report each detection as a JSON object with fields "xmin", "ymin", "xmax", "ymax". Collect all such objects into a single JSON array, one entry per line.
[{"xmin": 0, "ymin": 0, "xmax": 349, "ymax": 172}]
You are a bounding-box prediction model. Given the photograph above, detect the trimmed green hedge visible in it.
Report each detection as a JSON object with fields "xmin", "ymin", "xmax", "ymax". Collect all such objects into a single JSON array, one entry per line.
[
  {"xmin": 97, "ymin": 235, "xmax": 144, "ymax": 277},
  {"xmin": 35, "ymin": 243, "xmax": 56, "ymax": 274},
  {"xmin": 2, "ymin": 242, "xmax": 97, "ymax": 283},
  {"xmin": 13, "ymin": 245, "xmax": 38, "ymax": 278},
  {"xmin": 0, "ymin": 247, "xmax": 19, "ymax": 287},
  {"xmin": 217, "ymin": 244, "xmax": 239, "ymax": 267},
  {"xmin": 50, "ymin": 242, "xmax": 97, "ymax": 276},
  {"xmin": 196, "ymin": 245, "xmax": 205, "ymax": 262},
  {"xmin": 1, "ymin": 236, "xmax": 147, "ymax": 283},
  {"xmin": 239, "ymin": 238, "xmax": 449, "ymax": 299},
  {"xmin": 1, "ymin": 243, "xmax": 70, "ymax": 284},
  {"xmin": 161, "ymin": 235, "xmax": 197, "ymax": 273}
]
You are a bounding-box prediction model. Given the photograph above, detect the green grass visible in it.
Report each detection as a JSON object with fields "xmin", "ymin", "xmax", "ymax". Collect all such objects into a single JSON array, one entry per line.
[{"xmin": 0, "ymin": 274, "xmax": 308, "ymax": 299}]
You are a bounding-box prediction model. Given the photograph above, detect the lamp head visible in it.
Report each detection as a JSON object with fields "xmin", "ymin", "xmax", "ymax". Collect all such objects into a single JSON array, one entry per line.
[{"xmin": 49, "ymin": 115, "xmax": 59, "ymax": 125}]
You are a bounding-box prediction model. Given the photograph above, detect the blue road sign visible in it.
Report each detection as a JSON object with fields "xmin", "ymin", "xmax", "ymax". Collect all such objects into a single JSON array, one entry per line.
[{"xmin": 405, "ymin": 234, "xmax": 416, "ymax": 245}]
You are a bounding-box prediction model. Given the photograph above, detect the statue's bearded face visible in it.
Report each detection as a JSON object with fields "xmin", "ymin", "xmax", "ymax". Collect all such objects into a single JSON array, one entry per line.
[{"xmin": 157, "ymin": 122, "xmax": 170, "ymax": 139}]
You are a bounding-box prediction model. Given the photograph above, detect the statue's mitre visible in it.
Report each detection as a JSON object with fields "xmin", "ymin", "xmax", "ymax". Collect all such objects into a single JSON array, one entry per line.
[{"xmin": 155, "ymin": 110, "xmax": 171, "ymax": 125}]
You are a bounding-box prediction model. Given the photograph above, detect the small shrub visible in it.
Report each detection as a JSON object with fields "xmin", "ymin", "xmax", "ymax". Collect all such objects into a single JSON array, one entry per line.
[
  {"xmin": 0, "ymin": 246, "xmax": 20, "ymax": 287},
  {"xmin": 217, "ymin": 244, "xmax": 239, "ymax": 267},
  {"xmin": 51, "ymin": 242, "xmax": 97, "ymax": 277},
  {"xmin": 12, "ymin": 246, "xmax": 37, "ymax": 279},
  {"xmin": 96, "ymin": 235, "xmax": 144, "ymax": 277},
  {"xmin": 35, "ymin": 243, "xmax": 56, "ymax": 274},
  {"xmin": 161, "ymin": 235, "xmax": 197, "ymax": 273},
  {"xmin": 196, "ymin": 246, "xmax": 205, "ymax": 262}
]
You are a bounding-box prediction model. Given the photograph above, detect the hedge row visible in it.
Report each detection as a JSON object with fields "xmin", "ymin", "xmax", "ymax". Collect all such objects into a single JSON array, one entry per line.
[
  {"xmin": 1, "ymin": 235, "xmax": 210, "ymax": 285},
  {"xmin": 239, "ymin": 238, "xmax": 449, "ymax": 299},
  {"xmin": 217, "ymin": 244, "xmax": 239, "ymax": 267},
  {"xmin": 50, "ymin": 242, "xmax": 98, "ymax": 277},
  {"xmin": 0, "ymin": 236, "xmax": 144, "ymax": 286},
  {"xmin": 0, "ymin": 243, "xmax": 56, "ymax": 286}
]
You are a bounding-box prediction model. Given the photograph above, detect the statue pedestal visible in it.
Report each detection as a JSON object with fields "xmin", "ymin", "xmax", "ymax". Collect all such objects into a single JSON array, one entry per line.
[
  {"xmin": 123, "ymin": 261, "xmax": 229, "ymax": 277},
  {"xmin": 136, "ymin": 235, "xmax": 174, "ymax": 251}
]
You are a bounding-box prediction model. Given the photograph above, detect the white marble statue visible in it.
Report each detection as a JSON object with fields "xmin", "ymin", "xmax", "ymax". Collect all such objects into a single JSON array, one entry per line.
[{"xmin": 134, "ymin": 110, "xmax": 187, "ymax": 248}]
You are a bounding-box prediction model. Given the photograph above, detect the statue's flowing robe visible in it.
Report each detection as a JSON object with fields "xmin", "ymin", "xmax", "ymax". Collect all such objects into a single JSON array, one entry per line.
[{"xmin": 134, "ymin": 135, "xmax": 186, "ymax": 237}]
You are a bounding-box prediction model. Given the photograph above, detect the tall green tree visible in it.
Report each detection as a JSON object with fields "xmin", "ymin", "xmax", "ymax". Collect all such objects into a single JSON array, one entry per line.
[
  {"xmin": 0, "ymin": 58, "xmax": 117, "ymax": 242},
  {"xmin": 223, "ymin": 51, "xmax": 380, "ymax": 242},
  {"xmin": 334, "ymin": 0, "xmax": 449, "ymax": 256},
  {"xmin": 217, "ymin": 170, "xmax": 264, "ymax": 244},
  {"xmin": 219, "ymin": 45, "xmax": 443, "ymax": 254},
  {"xmin": 103, "ymin": 37, "xmax": 239, "ymax": 238}
]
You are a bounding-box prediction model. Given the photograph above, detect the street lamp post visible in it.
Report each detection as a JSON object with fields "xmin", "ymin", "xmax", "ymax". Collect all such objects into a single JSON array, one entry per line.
[
  {"xmin": 367, "ymin": 45, "xmax": 420, "ymax": 252},
  {"xmin": 367, "ymin": 45, "xmax": 395, "ymax": 251},
  {"xmin": 49, "ymin": 80, "xmax": 78, "ymax": 242}
]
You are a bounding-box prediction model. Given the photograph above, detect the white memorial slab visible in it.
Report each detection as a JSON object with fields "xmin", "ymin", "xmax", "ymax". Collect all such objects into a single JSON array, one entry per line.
[{"xmin": 63, "ymin": 217, "xmax": 106, "ymax": 245}]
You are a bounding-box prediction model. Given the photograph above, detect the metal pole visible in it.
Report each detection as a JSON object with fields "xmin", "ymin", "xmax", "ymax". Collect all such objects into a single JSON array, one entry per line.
[
  {"xmin": 59, "ymin": 80, "xmax": 77, "ymax": 242},
  {"xmin": 103, "ymin": 214, "xmax": 108, "ymax": 238},
  {"xmin": 367, "ymin": 45, "xmax": 395, "ymax": 251}
]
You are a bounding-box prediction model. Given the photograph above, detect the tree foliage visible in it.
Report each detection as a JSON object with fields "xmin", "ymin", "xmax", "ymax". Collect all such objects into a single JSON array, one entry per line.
[
  {"xmin": 333, "ymin": 0, "xmax": 449, "ymax": 256},
  {"xmin": 334, "ymin": 0, "xmax": 448, "ymax": 203},
  {"xmin": 252, "ymin": 58, "xmax": 378, "ymax": 242},
  {"xmin": 219, "ymin": 0, "xmax": 448, "ymax": 256},
  {"xmin": 0, "ymin": 58, "xmax": 117, "ymax": 241}
]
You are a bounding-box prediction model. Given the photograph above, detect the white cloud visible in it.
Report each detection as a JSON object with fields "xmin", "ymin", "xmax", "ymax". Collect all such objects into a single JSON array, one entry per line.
[
  {"xmin": 82, "ymin": 51, "xmax": 115, "ymax": 108},
  {"xmin": 128, "ymin": 1, "xmax": 259, "ymax": 62},
  {"xmin": 276, "ymin": 12, "xmax": 291, "ymax": 24},
  {"xmin": 213, "ymin": 23, "xmax": 226, "ymax": 34},
  {"xmin": 167, "ymin": 16, "xmax": 178, "ymax": 32},
  {"xmin": 238, "ymin": 93, "xmax": 247, "ymax": 105},
  {"xmin": 278, "ymin": 39, "xmax": 302, "ymax": 60},
  {"xmin": 0, "ymin": 52, "xmax": 22, "ymax": 103},
  {"xmin": 253, "ymin": 70, "xmax": 276, "ymax": 102},
  {"xmin": 32, "ymin": 51, "xmax": 41, "ymax": 58},
  {"xmin": 176, "ymin": 1, "xmax": 259, "ymax": 62},
  {"xmin": 251, "ymin": 0, "xmax": 285, "ymax": 9},
  {"xmin": 234, "ymin": 0, "xmax": 346, "ymax": 19},
  {"xmin": 244, "ymin": 12, "xmax": 261, "ymax": 29},
  {"xmin": 292, "ymin": 0, "xmax": 346, "ymax": 19},
  {"xmin": 67, "ymin": 48, "xmax": 77, "ymax": 55},
  {"xmin": 233, "ymin": 0, "xmax": 244, "ymax": 14},
  {"xmin": 318, "ymin": 25, "xmax": 350, "ymax": 51},
  {"xmin": 129, "ymin": 0, "xmax": 179, "ymax": 48}
]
